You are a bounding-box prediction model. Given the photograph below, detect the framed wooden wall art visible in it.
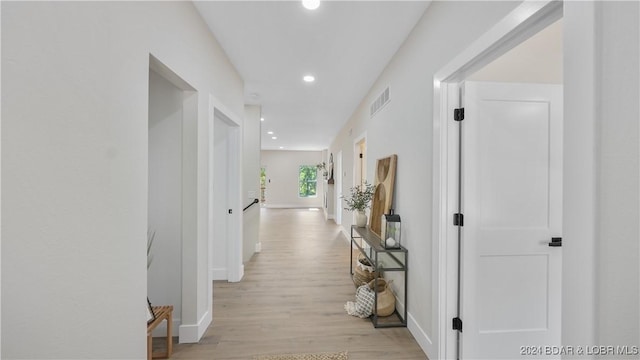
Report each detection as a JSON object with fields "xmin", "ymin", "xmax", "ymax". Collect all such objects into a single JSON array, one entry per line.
[{"xmin": 370, "ymin": 154, "xmax": 397, "ymax": 236}]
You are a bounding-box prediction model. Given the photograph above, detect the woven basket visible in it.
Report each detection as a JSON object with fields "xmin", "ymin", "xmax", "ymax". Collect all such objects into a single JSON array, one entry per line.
[
  {"xmin": 368, "ymin": 278, "xmax": 396, "ymax": 317},
  {"xmin": 353, "ymin": 254, "xmax": 376, "ymax": 286}
]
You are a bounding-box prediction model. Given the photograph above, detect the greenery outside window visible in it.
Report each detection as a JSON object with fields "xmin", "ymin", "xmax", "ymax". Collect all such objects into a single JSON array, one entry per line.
[
  {"xmin": 299, "ymin": 165, "xmax": 318, "ymax": 198},
  {"xmin": 260, "ymin": 167, "xmax": 266, "ymax": 202}
]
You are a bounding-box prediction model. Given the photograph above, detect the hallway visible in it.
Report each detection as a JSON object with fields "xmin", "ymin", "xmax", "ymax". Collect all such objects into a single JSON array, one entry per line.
[{"xmin": 169, "ymin": 208, "xmax": 427, "ymax": 359}]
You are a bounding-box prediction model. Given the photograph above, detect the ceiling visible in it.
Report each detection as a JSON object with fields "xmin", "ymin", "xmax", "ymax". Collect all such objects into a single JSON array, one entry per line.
[{"xmin": 193, "ymin": 1, "xmax": 431, "ymax": 151}]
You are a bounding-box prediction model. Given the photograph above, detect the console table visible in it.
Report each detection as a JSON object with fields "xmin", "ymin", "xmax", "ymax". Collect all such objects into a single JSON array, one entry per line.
[{"xmin": 350, "ymin": 225, "xmax": 407, "ymax": 328}]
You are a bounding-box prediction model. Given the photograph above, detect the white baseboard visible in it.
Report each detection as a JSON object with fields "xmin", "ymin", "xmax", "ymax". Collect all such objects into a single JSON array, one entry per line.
[
  {"xmin": 210, "ymin": 268, "xmax": 227, "ymax": 281},
  {"xmin": 264, "ymin": 204, "xmax": 322, "ymax": 209},
  {"xmin": 341, "ymin": 227, "xmax": 349, "ymax": 242},
  {"xmin": 229, "ymin": 264, "xmax": 244, "ymax": 283},
  {"xmin": 407, "ymin": 311, "xmax": 435, "ymax": 359},
  {"xmin": 323, "ymin": 209, "xmax": 335, "ymax": 221},
  {"xmin": 178, "ymin": 310, "xmax": 212, "ymax": 343}
]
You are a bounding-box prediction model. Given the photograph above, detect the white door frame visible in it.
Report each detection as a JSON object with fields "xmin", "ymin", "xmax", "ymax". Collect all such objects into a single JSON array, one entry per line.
[
  {"xmin": 208, "ymin": 95, "xmax": 244, "ymax": 292},
  {"xmin": 335, "ymin": 150, "xmax": 343, "ymax": 225},
  {"xmin": 431, "ymin": 1, "xmax": 564, "ymax": 358},
  {"xmin": 352, "ymin": 132, "xmax": 367, "ymax": 229},
  {"xmin": 353, "ymin": 132, "xmax": 367, "ymax": 187}
]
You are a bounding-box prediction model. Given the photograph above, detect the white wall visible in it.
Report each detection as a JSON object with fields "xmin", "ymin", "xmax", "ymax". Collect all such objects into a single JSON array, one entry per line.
[
  {"xmin": 243, "ymin": 105, "xmax": 262, "ymax": 262},
  {"xmin": 328, "ymin": 1, "xmax": 522, "ymax": 358},
  {"xmin": 592, "ymin": 0, "xmax": 639, "ymax": 348},
  {"xmin": 1, "ymin": 1, "xmax": 244, "ymax": 358},
  {"xmin": 261, "ymin": 150, "xmax": 324, "ymax": 208},
  {"xmin": 328, "ymin": 1, "xmax": 640, "ymax": 358},
  {"xmin": 562, "ymin": 1, "xmax": 640, "ymax": 352},
  {"xmin": 148, "ymin": 69, "xmax": 183, "ymax": 335}
]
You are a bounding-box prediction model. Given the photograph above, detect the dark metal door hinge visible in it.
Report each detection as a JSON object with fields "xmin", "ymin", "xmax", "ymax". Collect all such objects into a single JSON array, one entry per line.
[
  {"xmin": 453, "ymin": 213, "xmax": 464, "ymax": 227},
  {"xmin": 454, "ymin": 108, "xmax": 465, "ymax": 121},
  {"xmin": 453, "ymin": 317, "xmax": 463, "ymax": 332}
]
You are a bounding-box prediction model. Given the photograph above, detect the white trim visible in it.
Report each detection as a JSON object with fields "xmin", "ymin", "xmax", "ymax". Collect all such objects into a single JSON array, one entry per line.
[
  {"xmin": 255, "ymin": 242, "xmax": 262, "ymax": 253},
  {"xmin": 149, "ymin": 55, "xmax": 196, "ymax": 91},
  {"xmin": 432, "ymin": 1, "xmax": 563, "ymax": 359},
  {"xmin": 407, "ymin": 311, "xmax": 434, "ymax": 359},
  {"xmin": 210, "ymin": 268, "xmax": 227, "ymax": 281},
  {"xmin": 434, "ymin": 1, "xmax": 562, "ymax": 83},
  {"xmin": 340, "ymin": 227, "xmax": 349, "ymax": 243},
  {"xmin": 561, "ymin": 1, "xmax": 597, "ymax": 349},
  {"xmin": 432, "ymin": 81, "xmax": 461, "ymax": 360},
  {"xmin": 335, "ymin": 150, "xmax": 343, "ymax": 226},
  {"xmin": 263, "ymin": 204, "xmax": 323, "ymax": 209},
  {"xmin": 178, "ymin": 310, "xmax": 212, "ymax": 344}
]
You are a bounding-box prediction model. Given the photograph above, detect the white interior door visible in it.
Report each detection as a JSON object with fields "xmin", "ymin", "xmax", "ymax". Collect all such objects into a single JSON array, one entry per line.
[
  {"xmin": 335, "ymin": 151, "xmax": 343, "ymax": 225},
  {"xmin": 211, "ymin": 116, "xmax": 229, "ymax": 280},
  {"xmin": 461, "ymin": 81, "xmax": 563, "ymax": 359}
]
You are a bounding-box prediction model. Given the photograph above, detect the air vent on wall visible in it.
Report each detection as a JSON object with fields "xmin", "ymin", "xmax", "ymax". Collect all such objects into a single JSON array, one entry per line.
[{"xmin": 370, "ymin": 86, "xmax": 390, "ymax": 118}]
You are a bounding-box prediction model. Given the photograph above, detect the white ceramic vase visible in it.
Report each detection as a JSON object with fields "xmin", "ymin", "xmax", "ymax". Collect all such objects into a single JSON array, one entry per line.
[{"xmin": 355, "ymin": 210, "xmax": 367, "ymax": 227}]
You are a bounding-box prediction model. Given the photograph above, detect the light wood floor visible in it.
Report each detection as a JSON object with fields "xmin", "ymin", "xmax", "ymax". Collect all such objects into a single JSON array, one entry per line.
[{"xmin": 162, "ymin": 208, "xmax": 428, "ymax": 359}]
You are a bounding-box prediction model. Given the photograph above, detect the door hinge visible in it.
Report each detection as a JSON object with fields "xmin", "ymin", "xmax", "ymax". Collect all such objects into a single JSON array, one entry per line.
[
  {"xmin": 453, "ymin": 213, "xmax": 464, "ymax": 227},
  {"xmin": 452, "ymin": 317, "xmax": 463, "ymax": 332},
  {"xmin": 454, "ymin": 108, "xmax": 465, "ymax": 121}
]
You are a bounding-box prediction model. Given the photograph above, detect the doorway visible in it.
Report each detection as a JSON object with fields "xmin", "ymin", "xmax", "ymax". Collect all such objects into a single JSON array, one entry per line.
[
  {"xmin": 354, "ymin": 135, "xmax": 367, "ymax": 188},
  {"xmin": 210, "ymin": 115, "xmax": 230, "ymax": 280},
  {"xmin": 432, "ymin": 2, "xmax": 563, "ymax": 359},
  {"xmin": 147, "ymin": 56, "xmax": 198, "ymax": 342},
  {"xmin": 335, "ymin": 151, "xmax": 343, "ymax": 225},
  {"xmin": 350, "ymin": 134, "xmax": 367, "ymax": 228},
  {"xmin": 208, "ymin": 96, "xmax": 243, "ymax": 286}
]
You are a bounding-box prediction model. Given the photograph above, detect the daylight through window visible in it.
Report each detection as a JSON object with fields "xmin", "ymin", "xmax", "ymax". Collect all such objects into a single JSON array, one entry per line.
[{"xmin": 299, "ymin": 165, "xmax": 317, "ymax": 198}]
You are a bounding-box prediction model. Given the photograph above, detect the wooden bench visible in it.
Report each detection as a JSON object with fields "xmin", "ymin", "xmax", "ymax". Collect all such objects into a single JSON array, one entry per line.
[{"xmin": 147, "ymin": 305, "xmax": 173, "ymax": 360}]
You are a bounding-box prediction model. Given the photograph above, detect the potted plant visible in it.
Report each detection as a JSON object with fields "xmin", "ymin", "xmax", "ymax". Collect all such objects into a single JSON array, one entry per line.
[{"xmin": 342, "ymin": 181, "xmax": 375, "ymax": 227}]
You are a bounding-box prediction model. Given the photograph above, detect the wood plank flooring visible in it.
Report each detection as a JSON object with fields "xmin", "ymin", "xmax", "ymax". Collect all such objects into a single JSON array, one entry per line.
[{"xmin": 163, "ymin": 208, "xmax": 428, "ymax": 359}]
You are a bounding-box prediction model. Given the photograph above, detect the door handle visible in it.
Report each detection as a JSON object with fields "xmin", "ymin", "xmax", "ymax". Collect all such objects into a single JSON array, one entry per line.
[{"xmin": 548, "ymin": 237, "xmax": 562, "ymax": 247}]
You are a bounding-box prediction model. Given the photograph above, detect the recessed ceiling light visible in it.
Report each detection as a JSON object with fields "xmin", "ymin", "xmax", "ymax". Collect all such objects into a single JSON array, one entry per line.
[
  {"xmin": 272, "ymin": 136, "xmax": 277, "ymax": 140},
  {"xmin": 267, "ymin": 131, "xmax": 274, "ymax": 135},
  {"xmin": 303, "ymin": 75, "xmax": 315, "ymax": 83},
  {"xmin": 302, "ymin": 0, "xmax": 320, "ymax": 10},
  {"xmin": 279, "ymin": 146, "xmax": 284, "ymax": 149},
  {"xmin": 260, "ymin": 117, "xmax": 264, "ymax": 121}
]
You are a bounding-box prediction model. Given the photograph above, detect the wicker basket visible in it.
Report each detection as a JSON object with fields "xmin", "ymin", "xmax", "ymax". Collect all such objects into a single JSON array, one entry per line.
[
  {"xmin": 368, "ymin": 278, "xmax": 396, "ymax": 317},
  {"xmin": 353, "ymin": 254, "xmax": 376, "ymax": 286}
]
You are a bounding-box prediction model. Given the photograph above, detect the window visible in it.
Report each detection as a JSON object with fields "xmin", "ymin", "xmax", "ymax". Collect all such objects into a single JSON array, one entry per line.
[
  {"xmin": 260, "ymin": 167, "xmax": 266, "ymax": 202},
  {"xmin": 298, "ymin": 165, "xmax": 318, "ymax": 198}
]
